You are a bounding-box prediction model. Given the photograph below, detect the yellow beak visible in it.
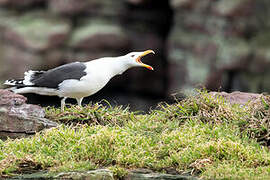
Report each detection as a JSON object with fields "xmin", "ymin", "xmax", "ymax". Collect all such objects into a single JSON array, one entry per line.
[{"xmin": 136, "ymin": 50, "xmax": 155, "ymax": 70}]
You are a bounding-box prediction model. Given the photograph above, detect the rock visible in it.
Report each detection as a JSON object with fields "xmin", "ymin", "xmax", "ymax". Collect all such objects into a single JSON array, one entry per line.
[
  {"xmin": 42, "ymin": 49, "xmax": 65, "ymax": 69},
  {"xmin": 213, "ymin": 0, "xmax": 254, "ymax": 17},
  {"xmin": 0, "ymin": 89, "xmax": 27, "ymax": 106},
  {"xmin": 69, "ymin": 20, "xmax": 130, "ymax": 51},
  {"xmin": 126, "ymin": 0, "xmax": 147, "ymax": 5},
  {"xmin": 167, "ymin": 28, "xmax": 214, "ymax": 94},
  {"xmin": 0, "ymin": 44, "xmax": 43, "ymax": 85},
  {"xmin": 210, "ymin": 91, "xmax": 263, "ymax": 105},
  {"xmin": 0, "ymin": 11, "xmax": 71, "ymax": 52},
  {"xmin": 13, "ymin": 169, "xmax": 115, "ymax": 180},
  {"xmin": 55, "ymin": 169, "xmax": 114, "ymax": 179},
  {"xmin": 168, "ymin": 0, "xmax": 270, "ymax": 94},
  {"xmin": 0, "ymin": 89, "xmax": 58, "ymax": 140},
  {"xmin": 170, "ymin": 0, "xmax": 196, "ymax": 10},
  {"xmin": 48, "ymin": 0, "xmax": 90, "ymax": 15},
  {"xmin": 0, "ymin": 0, "xmax": 45, "ymax": 8},
  {"xmin": 120, "ymin": 1, "xmax": 172, "ymax": 98},
  {"xmin": 125, "ymin": 169, "xmax": 198, "ymax": 180},
  {"xmin": 13, "ymin": 168, "xmax": 197, "ymax": 180},
  {"xmin": 125, "ymin": 173, "xmax": 197, "ymax": 180},
  {"xmin": 48, "ymin": 0, "xmax": 125, "ymax": 16},
  {"xmin": 63, "ymin": 50, "xmax": 121, "ymax": 64}
]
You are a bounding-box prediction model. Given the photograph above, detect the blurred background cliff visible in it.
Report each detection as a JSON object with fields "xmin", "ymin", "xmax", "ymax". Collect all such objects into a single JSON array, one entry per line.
[{"xmin": 0, "ymin": 0, "xmax": 269, "ymax": 110}]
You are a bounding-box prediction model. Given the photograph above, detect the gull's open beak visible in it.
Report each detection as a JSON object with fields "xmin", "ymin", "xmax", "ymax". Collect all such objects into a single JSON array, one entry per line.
[{"xmin": 136, "ymin": 50, "xmax": 155, "ymax": 70}]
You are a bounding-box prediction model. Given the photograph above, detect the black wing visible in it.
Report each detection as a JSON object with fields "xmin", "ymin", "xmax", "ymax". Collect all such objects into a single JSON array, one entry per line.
[{"xmin": 32, "ymin": 62, "xmax": 87, "ymax": 88}]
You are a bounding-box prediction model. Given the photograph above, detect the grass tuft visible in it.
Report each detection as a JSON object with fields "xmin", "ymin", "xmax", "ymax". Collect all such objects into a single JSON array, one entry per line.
[
  {"xmin": 45, "ymin": 101, "xmax": 133, "ymax": 126},
  {"xmin": 1, "ymin": 91, "xmax": 270, "ymax": 179}
]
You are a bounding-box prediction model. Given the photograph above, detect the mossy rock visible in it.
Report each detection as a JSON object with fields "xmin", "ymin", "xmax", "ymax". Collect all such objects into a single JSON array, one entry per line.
[
  {"xmin": 0, "ymin": 11, "xmax": 71, "ymax": 52},
  {"xmin": 69, "ymin": 20, "xmax": 130, "ymax": 50}
]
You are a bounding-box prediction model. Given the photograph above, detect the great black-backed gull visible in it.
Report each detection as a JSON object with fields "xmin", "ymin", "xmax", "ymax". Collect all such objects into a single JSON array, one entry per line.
[{"xmin": 4, "ymin": 50, "xmax": 155, "ymax": 111}]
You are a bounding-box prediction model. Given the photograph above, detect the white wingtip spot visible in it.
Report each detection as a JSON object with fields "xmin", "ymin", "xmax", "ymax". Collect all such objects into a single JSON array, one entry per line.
[
  {"xmin": 23, "ymin": 70, "xmax": 34, "ymax": 85},
  {"xmin": 4, "ymin": 80, "xmax": 15, "ymax": 86}
]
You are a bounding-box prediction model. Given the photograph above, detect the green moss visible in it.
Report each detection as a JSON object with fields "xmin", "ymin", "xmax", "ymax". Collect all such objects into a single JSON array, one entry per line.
[
  {"xmin": 69, "ymin": 21, "xmax": 126, "ymax": 46},
  {"xmin": 1, "ymin": 91, "xmax": 270, "ymax": 179},
  {"xmin": 108, "ymin": 166, "xmax": 128, "ymax": 178},
  {"xmin": 215, "ymin": 0, "xmax": 250, "ymax": 15},
  {"xmin": 252, "ymin": 31, "xmax": 270, "ymax": 48},
  {"xmin": 0, "ymin": 11, "xmax": 70, "ymax": 51}
]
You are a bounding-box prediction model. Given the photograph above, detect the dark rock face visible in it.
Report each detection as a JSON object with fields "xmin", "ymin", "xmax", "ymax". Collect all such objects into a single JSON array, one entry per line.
[
  {"xmin": 168, "ymin": 0, "xmax": 270, "ymax": 94},
  {"xmin": 0, "ymin": 89, "xmax": 58, "ymax": 140},
  {"xmin": 0, "ymin": 0, "xmax": 270, "ymax": 110},
  {"xmin": 0, "ymin": 0, "xmax": 173, "ymax": 111},
  {"xmin": 0, "ymin": 0, "xmax": 45, "ymax": 8},
  {"xmin": 48, "ymin": 0, "xmax": 125, "ymax": 16},
  {"xmin": 69, "ymin": 21, "xmax": 130, "ymax": 51},
  {"xmin": 0, "ymin": 11, "xmax": 71, "ymax": 53}
]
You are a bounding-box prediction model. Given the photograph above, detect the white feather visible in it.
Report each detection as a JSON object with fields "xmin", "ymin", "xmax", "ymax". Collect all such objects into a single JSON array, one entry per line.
[
  {"xmin": 13, "ymin": 87, "xmax": 58, "ymax": 96},
  {"xmin": 23, "ymin": 70, "xmax": 35, "ymax": 85},
  {"xmin": 4, "ymin": 80, "xmax": 16, "ymax": 86}
]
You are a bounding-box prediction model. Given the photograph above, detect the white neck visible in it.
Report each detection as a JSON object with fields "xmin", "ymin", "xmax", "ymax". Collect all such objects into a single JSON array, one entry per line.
[
  {"xmin": 85, "ymin": 56, "xmax": 132, "ymax": 78},
  {"xmin": 106, "ymin": 57, "xmax": 131, "ymax": 76}
]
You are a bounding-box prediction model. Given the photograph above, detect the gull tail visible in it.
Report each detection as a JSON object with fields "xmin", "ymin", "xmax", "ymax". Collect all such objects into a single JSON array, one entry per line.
[
  {"xmin": 4, "ymin": 70, "xmax": 58, "ymax": 96},
  {"xmin": 4, "ymin": 79, "xmax": 25, "ymax": 86},
  {"xmin": 4, "ymin": 70, "xmax": 45, "ymax": 87}
]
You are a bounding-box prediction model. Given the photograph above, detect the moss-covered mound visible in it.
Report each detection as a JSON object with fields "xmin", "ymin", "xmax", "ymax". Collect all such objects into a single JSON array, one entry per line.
[{"xmin": 1, "ymin": 91, "xmax": 270, "ymax": 179}]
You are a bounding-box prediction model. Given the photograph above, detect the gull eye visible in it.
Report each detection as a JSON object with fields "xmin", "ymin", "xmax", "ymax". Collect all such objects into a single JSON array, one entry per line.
[{"xmin": 131, "ymin": 55, "xmax": 135, "ymax": 58}]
